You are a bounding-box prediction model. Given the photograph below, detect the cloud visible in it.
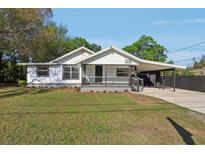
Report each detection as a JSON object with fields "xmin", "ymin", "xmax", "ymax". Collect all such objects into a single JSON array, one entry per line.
[{"xmin": 151, "ymin": 18, "xmax": 205, "ymax": 26}]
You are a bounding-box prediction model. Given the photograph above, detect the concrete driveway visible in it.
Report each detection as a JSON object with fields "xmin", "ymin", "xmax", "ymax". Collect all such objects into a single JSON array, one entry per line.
[{"xmin": 138, "ymin": 88, "xmax": 205, "ymax": 114}]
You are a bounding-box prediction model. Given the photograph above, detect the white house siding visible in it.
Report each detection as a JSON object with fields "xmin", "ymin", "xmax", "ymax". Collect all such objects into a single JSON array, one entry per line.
[
  {"xmin": 83, "ymin": 49, "xmax": 138, "ymax": 65},
  {"xmin": 27, "ymin": 64, "xmax": 82, "ymax": 87}
]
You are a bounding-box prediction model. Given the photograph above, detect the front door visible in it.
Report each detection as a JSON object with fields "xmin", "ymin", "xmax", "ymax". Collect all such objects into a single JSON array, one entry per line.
[{"xmin": 95, "ymin": 65, "xmax": 103, "ymax": 83}]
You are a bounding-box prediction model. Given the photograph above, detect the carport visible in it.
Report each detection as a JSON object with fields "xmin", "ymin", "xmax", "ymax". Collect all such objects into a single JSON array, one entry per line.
[{"xmin": 136, "ymin": 59, "xmax": 186, "ymax": 92}]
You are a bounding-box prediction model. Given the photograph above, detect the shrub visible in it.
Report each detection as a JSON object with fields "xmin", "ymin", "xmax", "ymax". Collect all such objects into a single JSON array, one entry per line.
[
  {"xmin": 18, "ymin": 80, "xmax": 26, "ymax": 87},
  {"xmin": 76, "ymin": 87, "xmax": 80, "ymax": 93}
]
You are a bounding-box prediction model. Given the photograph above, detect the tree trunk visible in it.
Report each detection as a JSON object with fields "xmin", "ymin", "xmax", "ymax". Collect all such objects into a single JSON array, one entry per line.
[{"xmin": 0, "ymin": 51, "xmax": 4, "ymax": 83}]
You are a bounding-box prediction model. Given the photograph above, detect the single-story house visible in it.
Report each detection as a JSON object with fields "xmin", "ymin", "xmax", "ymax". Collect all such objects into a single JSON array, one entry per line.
[{"xmin": 18, "ymin": 46, "xmax": 186, "ymax": 92}]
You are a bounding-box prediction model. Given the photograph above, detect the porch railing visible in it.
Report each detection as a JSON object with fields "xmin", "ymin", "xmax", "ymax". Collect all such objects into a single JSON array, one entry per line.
[
  {"xmin": 131, "ymin": 77, "xmax": 144, "ymax": 92},
  {"xmin": 82, "ymin": 76, "xmax": 130, "ymax": 87}
]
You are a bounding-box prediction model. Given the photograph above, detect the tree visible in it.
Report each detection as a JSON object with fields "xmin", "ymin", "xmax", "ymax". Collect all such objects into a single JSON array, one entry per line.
[
  {"xmin": 0, "ymin": 9, "xmax": 102, "ymax": 83},
  {"xmin": 178, "ymin": 68, "xmax": 194, "ymax": 76},
  {"xmin": 31, "ymin": 22, "xmax": 69, "ymax": 62},
  {"xmin": 0, "ymin": 9, "xmax": 53, "ymax": 83},
  {"xmin": 123, "ymin": 35, "xmax": 167, "ymax": 62},
  {"xmin": 30, "ymin": 26, "xmax": 102, "ymax": 62},
  {"xmin": 192, "ymin": 54, "xmax": 205, "ymax": 69},
  {"xmin": 68, "ymin": 37, "xmax": 101, "ymax": 52},
  {"xmin": 167, "ymin": 60, "xmax": 174, "ymax": 64},
  {"xmin": 0, "ymin": 9, "xmax": 52, "ymax": 61}
]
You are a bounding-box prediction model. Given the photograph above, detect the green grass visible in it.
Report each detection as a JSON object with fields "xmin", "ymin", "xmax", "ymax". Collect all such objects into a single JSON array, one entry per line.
[{"xmin": 0, "ymin": 87, "xmax": 205, "ymax": 144}]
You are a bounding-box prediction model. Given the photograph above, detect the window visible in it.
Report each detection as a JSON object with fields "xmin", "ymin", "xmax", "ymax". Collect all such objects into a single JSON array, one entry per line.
[
  {"xmin": 116, "ymin": 68, "xmax": 129, "ymax": 77},
  {"xmin": 63, "ymin": 66, "xmax": 71, "ymax": 79},
  {"xmin": 63, "ymin": 65, "xmax": 79, "ymax": 80},
  {"xmin": 37, "ymin": 66, "xmax": 49, "ymax": 77}
]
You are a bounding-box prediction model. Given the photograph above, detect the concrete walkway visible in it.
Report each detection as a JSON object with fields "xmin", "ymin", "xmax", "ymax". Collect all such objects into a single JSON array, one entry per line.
[{"xmin": 138, "ymin": 88, "xmax": 205, "ymax": 114}]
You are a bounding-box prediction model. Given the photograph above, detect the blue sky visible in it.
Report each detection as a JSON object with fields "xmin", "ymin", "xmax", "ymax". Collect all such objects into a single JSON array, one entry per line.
[{"xmin": 52, "ymin": 9, "xmax": 205, "ymax": 66}]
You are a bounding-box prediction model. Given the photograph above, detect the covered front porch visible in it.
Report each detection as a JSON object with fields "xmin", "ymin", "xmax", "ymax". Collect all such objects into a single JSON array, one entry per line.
[
  {"xmin": 76, "ymin": 46, "xmax": 185, "ymax": 92},
  {"xmin": 81, "ymin": 64, "xmax": 143, "ymax": 92},
  {"xmin": 80, "ymin": 62, "xmax": 179, "ymax": 92}
]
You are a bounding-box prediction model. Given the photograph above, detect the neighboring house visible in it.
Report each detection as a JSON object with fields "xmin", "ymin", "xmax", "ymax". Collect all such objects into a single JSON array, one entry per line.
[
  {"xmin": 191, "ymin": 67, "xmax": 205, "ymax": 75},
  {"xmin": 18, "ymin": 46, "xmax": 186, "ymax": 92}
]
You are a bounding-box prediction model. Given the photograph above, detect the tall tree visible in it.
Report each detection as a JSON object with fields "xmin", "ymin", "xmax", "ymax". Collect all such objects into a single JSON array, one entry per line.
[
  {"xmin": 0, "ymin": 9, "xmax": 102, "ymax": 83},
  {"xmin": 192, "ymin": 55, "xmax": 205, "ymax": 69},
  {"xmin": 123, "ymin": 35, "xmax": 167, "ymax": 62},
  {"xmin": 68, "ymin": 37, "xmax": 101, "ymax": 52},
  {"xmin": 31, "ymin": 25, "xmax": 102, "ymax": 62},
  {"xmin": 0, "ymin": 9, "xmax": 52, "ymax": 61},
  {"xmin": 0, "ymin": 9, "xmax": 52, "ymax": 82},
  {"xmin": 31, "ymin": 22, "xmax": 69, "ymax": 62}
]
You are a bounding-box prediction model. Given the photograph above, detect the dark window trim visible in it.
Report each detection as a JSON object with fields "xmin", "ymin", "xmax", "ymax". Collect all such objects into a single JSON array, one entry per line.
[
  {"xmin": 116, "ymin": 68, "xmax": 129, "ymax": 77},
  {"xmin": 36, "ymin": 65, "xmax": 49, "ymax": 77},
  {"xmin": 62, "ymin": 65, "xmax": 79, "ymax": 80}
]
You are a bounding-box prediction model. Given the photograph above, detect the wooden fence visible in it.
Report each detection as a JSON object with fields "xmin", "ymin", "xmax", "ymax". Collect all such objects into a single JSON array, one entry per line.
[{"xmin": 164, "ymin": 75, "xmax": 205, "ymax": 92}]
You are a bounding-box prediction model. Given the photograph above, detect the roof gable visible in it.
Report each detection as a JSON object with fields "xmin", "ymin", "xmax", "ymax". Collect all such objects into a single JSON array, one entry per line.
[
  {"xmin": 79, "ymin": 47, "xmax": 139, "ymax": 65},
  {"xmin": 50, "ymin": 47, "xmax": 94, "ymax": 63},
  {"xmin": 75, "ymin": 46, "xmax": 141, "ymax": 65}
]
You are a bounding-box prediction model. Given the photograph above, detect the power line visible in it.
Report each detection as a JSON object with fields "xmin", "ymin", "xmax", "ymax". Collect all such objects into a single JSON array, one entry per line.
[
  {"xmin": 167, "ymin": 41, "xmax": 205, "ymax": 55},
  {"xmin": 174, "ymin": 56, "xmax": 201, "ymax": 63}
]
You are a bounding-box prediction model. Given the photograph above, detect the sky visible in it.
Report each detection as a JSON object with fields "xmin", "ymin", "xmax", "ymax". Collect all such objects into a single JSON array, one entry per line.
[{"xmin": 52, "ymin": 9, "xmax": 205, "ymax": 66}]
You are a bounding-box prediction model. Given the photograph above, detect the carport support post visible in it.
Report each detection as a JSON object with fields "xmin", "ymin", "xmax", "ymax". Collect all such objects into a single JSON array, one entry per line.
[
  {"xmin": 163, "ymin": 71, "xmax": 165, "ymax": 90},
  {"xmin": 173, "ymin": 68, "xmax": 176, "ymax": 92},
  {"xmin": 105, "ymin": 65, "xmax": 107, "ymax": 87},
  {"xmin": 148, "ymin": 74, "xmax": 151, "ymax": 87}
]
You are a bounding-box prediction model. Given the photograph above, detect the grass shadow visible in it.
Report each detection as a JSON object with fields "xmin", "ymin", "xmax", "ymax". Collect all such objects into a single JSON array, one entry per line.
[
  {"xmin": 167, "ymin": 117, "xmax": 195, "ymax": 145},
  {"xmin": 13, "ymin": 103, "xmax": 138, "ymax": 107},
  {"xmin": 0, "ymin": 88, "xmax": 50, "ymax": 99},
  {"xmin": 31, "ymin": 89, "xmax": 51, "ymax": 95},
  {"xmin": 0, "ymin": 107, "xmax": 188, "ymax": 116},
  {"xmin": 0, "ymin": 89, "xmax": 20, "ymax": 94},
  {"xmin": 0, "ymin": 89, "xmax": 29, "ymax": 99}
]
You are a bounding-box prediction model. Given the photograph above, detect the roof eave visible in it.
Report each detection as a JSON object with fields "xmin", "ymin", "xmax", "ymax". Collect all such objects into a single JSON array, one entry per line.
[
  {"xmin": 140, "ymin": 59, "xmax": 186, "ymax": 69},
  {"xmin": 17, "ymin": 63, "xmax": 60, "ymax": 66}
]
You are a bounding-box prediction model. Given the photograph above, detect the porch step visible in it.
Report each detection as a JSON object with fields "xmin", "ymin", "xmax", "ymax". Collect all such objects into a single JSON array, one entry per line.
[{"xmin": 131, "ymin": 77, "xmax": 144, "ymax": 92}]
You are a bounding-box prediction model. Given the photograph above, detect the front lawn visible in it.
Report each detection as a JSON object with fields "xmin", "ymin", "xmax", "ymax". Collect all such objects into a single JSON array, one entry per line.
[{"xmin": 0, "ymin": 87, "xmax": 205, "ymax": 144}]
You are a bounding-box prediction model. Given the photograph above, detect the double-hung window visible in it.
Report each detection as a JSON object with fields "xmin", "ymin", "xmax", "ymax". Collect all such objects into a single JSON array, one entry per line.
[
  {"xmin": 63, "ymin": 65, "xmax": 79, "ymax": 80},
  {"xmin": 116, "ymin": 68, "xmax": 129, "ymax": 77},
  {"xmin": 37, "ymin": 66, "xmax": 49, "ymax": 77}
]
